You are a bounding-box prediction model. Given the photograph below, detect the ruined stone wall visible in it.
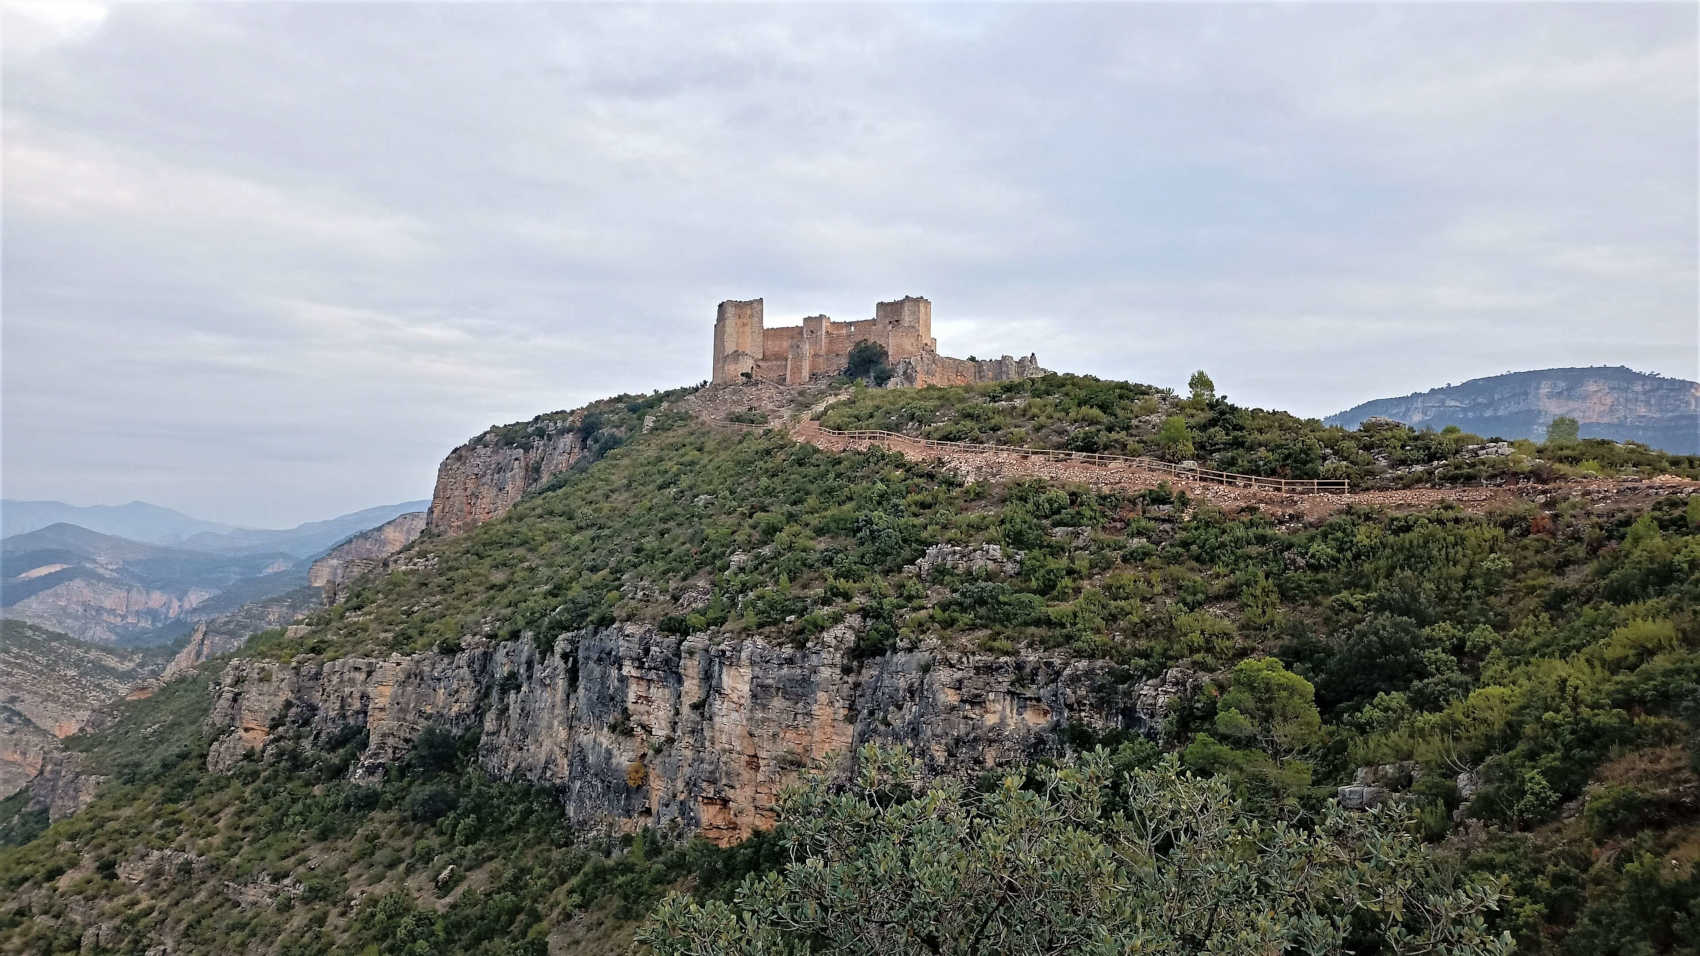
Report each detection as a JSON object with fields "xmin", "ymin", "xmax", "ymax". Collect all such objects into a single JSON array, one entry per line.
[
  {"xmin": 888, "ymin": 352, "xmax": 1050, "ymax": 388},
  {"xmin": 824, "ymin": 320, "xmax": 868, "ymax": 361},
  {"xmin": 760, "ymin": 325, "xmax": 802, "ymax": 359},
  {"xmin": 712, "ymin": 299, "xmax": 764, "ymax": 384},
  {"xmin": 754, "ymin": 326, "xmax": 802, "ymax": 384},
  {"xmin": 786, "ymin": 337, "xmax": 811, "ymax": 386},
  {"xmin": 875, "ymin": 296, "xmax": 935, "ymax": 359},
  {"xmin": 713, "ymin": 296, "xmax": 943, "ymax": 386}
]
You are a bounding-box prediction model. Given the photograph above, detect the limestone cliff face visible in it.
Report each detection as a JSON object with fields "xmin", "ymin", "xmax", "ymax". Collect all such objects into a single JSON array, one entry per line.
[
  {"xmin": 24, "ymin": 749, "xmax": 106, "ymax": 820},
  {"xmin": 889, "ymin": 353, "xmax": 1050, "ymax": 389},
  {"xmin": 161, "ymin": 587, "xmax": 323, "ymax": 679},
  {"xmin": 206, "ymin": 622, "xmax": 1193, "ymax": 845},
  {"xmin": 1326, "ymin": 367, "xmax": 1700, "ymax": 455},
  {"xmin": 4, "ymin": 578, "xmax": 217, "ymax": 647},
  {"xmin": 307, "ymin": 512, "xmax": 427, "ymax": 602},
  {"xmin": 425, "ymin": 421, "xmax": 589, "ymax": 537},
  {"xmin": 164, "ymin": 625, "xmax": 221, "ymax": 683},
  {"xmin": 0, "ymin": 707, "xmax": 59, "ymax": 799}
]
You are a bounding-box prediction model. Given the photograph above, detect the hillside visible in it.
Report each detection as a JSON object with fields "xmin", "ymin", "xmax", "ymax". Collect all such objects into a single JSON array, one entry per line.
[
  {"xmin": 306, "ymin": 511, "xmax": 427, "ymax": 604},
  {"xmin": 425, "ymin": 387, "xmax": 700, "ymax": 535},
  {"xmin": 2, "ymin": 381, "xmax": 1697, "ymax": 954},
  {"xmin": 1325, "ymin": 367, "xmax": 1700, "ymax": 454},
  {"xmin": 0, "ymin": 621, "xmax": 172, "ymax": 797},
  {"xmin": 816, "ymin": 373, "xmax": 1698, "ymax": 489},
  {"xmin": 159, "ymin": 586, "xmax": 325, "ymax": 679},
  {"xmin": 151, "ymin": 516, "xmax": 429, "ymax": 676}
]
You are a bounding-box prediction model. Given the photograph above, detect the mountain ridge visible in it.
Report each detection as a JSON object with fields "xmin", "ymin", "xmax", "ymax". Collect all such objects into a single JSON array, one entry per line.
[
  {"xmin": 0, "ymin": 525, "xmax": 297, "ymax": 646},
  {"xmin": 1, "ymin": 503, "xmax": 426, "ymax": 646},
  {"xmin": 1, "ymin": 498, "xmax": 430, "ymax": 557},
  {"xmin": 1323, "ymin": 366, "xmax": 1700, "ymax": 453},
  {"xmin": 0, "ymin": 500, "xmax": 231, "ymax": 546}
]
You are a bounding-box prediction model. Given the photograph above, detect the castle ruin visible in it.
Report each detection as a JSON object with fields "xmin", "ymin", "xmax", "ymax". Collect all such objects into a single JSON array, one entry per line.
[{"xmin": 711, "ymin": 295, "xmax": 1046, "ymax": 388}]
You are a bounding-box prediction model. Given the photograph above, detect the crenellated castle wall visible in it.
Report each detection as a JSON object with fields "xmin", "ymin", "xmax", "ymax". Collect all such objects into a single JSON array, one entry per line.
[{"xmin": 711, "ymin": 294, "xmax": 1040, "ymax": 388}]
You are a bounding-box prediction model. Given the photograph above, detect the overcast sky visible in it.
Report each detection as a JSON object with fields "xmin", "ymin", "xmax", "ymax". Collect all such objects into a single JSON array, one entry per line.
[{"xmin": 3, "ymin": 2, "xmax": 1695, "ymax": 527}]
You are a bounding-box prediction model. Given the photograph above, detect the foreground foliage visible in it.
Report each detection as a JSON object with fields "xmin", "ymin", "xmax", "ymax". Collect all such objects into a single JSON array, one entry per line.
[
  {"xmin": 0, "ymin": 714, "xmax": 779, "ymax": 954},
  {"xmin": 644, "ymin": 745, "xmax": 1512, "ymax": 955}
]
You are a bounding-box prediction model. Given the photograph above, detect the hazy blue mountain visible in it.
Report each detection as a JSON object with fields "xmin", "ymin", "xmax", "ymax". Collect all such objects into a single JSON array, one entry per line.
[
  {"xmin": 1325, "ymin": 366, "xmax": 1699, "ymax": 454},
  {"xmin": 0, "ymin": 498, "xmax": 424, "ymax": 645},
  {"xmin": 0, "ymin": 499, "xmax": 429, "ymax": 558},
  {"xmin": 0, "ymin": 500, "xmax": 233, "ymax": 545},
  {"xmin": 176, "ymin": 500, "xmax": 429, "ymax": 557},
  {"xmin": 1, "ymin": 524, "xmax": 300, "ymax": 646}
]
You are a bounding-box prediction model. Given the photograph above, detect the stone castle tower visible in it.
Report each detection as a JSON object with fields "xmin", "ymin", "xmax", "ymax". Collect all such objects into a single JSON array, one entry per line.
[{"xmin": 712, "ymin": 295, "xmax": 952, "ymax": 386}]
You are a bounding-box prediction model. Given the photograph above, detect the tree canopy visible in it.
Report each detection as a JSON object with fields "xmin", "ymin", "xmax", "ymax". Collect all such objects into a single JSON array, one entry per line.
[
  {"xmin": 1187, "ymin": 369, "xmax": 1216, "ymax": 402},
  {"xmin": 1545, "ymin": 416, "xmax": 1580, "ymax": 445},
  {"xmin": 846, "ymin": 340, "xmax": 893, "ymax": 385},
  {"xmin": 641, "ymin": 745, "xmax": 1512, "ymax": 956}
]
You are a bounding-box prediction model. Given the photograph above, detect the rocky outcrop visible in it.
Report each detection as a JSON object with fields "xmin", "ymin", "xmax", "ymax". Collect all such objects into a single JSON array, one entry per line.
[
  {"xmin": 3, "ymin": 577, "xmax": 217, "ymax": 646},
  {"xmin": 161, "ymin": 588, "xmax": 322, "ymax": 679},
  {"xmin": 25, "ymin": 749, "xmax": 106, "ymax": 820},
  {"xmin": 307, "ymin": 512, "xmax": 426, "ymax": 603},
  {"xmin": 1338, "ymin": 761, "xmax": 1424, "ymax": 811},
  {"xmin": 1326, "ymin": 366, "xmax": 1700, "ymax": 454},
  {"xmin": 166, "ymin": 625, "xmax": 227, "ymax": 681},
  {"xmin": 222, "ymin": 875, "xmax": 305, "ymax": 908},
  {"xmin": 0, "ymin": 706, "xmax": 60, "ymax": 798},
  {"xmin": 425, "ymin": 419, "xmax": 590, "ymax": 536},
  {"xmin": 115, "ymin": 848, "xmax": 211, "ymax": 885},
  {"xmin": 206, "ymin": 622, "xmax": 1195, "ymax": 845},
  {"xmin": 888, "ymin": 353, "xmax": 1050, "ymax": 389},
  {"xmin": 0, "ymin": 620, "xmax": 168, "ymax": 739},
  {"xmin": 905, "ymin": 543, "xmax": 1023, "ymax": 579}
]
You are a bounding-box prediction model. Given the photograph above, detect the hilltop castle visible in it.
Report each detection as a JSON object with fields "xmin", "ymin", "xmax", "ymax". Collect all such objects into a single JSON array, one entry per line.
[{"xmin": 711, "ymin": 295, "xmax": 1046, "ymax": 388}]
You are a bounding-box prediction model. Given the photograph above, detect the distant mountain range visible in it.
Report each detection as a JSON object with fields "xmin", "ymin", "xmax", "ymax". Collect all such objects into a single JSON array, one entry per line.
[
  {"xmin": 0, "ymin": 499, "xmax": 428, "ymax": 558},
  {"xmin": 0, "ymin": 497, "xmax": 427, "ymax": 646},
  {"xmin": 0, "ymin": 524, "xmax": 299, "ymax": 646},
  {"xmin": 1325, "ymin": 366, "xmax": 1699, "ymax": 454},
  {"xmin": 0, "ymin": 500, "xmax": 231, "ymax": 546},
  {"xmin": 173, "ymin": 501, "xmax": 430, "ymax": 557}
]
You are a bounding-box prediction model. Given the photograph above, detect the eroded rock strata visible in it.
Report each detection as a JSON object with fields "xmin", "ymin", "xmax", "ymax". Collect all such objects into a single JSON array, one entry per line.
[
  {"xmin": 425, "ymin": 421, "xmax": 589, "ymax": 536},
  {"xmin": 306, "ymin": 511, "xmax": 427, "ymax": 603},
  {"xmin": 161, "ymin": 588, "xmax": 324, "ymax": 679},
  {"xmin": 207, "ymin": 622, "xmax": 1194, "ymax": 845}
]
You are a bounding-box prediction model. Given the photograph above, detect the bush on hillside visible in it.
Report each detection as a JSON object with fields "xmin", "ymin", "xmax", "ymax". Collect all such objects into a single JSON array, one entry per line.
[{"xmin": 642, "ymin": 745, "xmax": 1513, "ymax": 955}]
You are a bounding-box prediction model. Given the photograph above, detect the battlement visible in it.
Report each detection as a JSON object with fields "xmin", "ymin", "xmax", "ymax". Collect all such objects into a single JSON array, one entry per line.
[{"xmin": 710, "ymin": 295, "xmax": 1043, "ymax": 388}]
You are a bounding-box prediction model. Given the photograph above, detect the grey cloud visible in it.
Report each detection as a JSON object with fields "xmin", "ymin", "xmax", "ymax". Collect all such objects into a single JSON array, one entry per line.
[{"xmin": 2, "ymin": 2, "xmax": 1694, "ymax": 526}]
